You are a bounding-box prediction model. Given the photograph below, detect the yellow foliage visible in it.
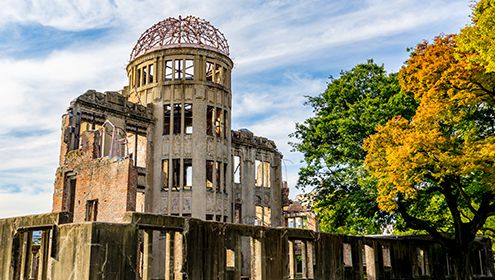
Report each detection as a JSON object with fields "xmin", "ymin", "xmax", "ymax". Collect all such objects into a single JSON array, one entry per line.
[{"xmin": 364, "ymin": 34, "xmax": 495, "ymax": 213}]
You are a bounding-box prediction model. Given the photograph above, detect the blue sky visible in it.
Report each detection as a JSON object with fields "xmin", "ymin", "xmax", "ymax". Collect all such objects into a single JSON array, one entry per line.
[{"xmin": 0, "ymin": 0, "xmax": 472, "ymax": 217}]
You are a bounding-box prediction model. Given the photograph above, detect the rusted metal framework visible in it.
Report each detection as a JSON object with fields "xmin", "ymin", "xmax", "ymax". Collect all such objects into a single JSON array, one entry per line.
[{"xmin": 130, "ymin": 16, "xmax": 229, "ymax": 61}]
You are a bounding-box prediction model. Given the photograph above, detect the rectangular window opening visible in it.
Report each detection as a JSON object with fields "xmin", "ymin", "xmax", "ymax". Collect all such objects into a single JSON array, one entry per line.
[
  {"xmin": 255, "ymin": 160, "xmax": 263, "ymax": 187},
  {"xmin": 382, "ymin": 245, "xmax": 391, "ymax": 268},
  {"xmin": 172, "ymin": 159, "xmax": 180, "ymax": 191},
  {"xmin": 214, "ymin": 64, "xmax": 223, "ymax": 84},
  {"xmin": 174, "ymin": 60, "xmax": 183, "ymax": 80},
  {"xmin": 173, "ymin": 104, "xmax": 181, "ymax": 135},
  {"xmin": 85, "ymin": 199, "xmax": 98, "ymax": 221},
  {"xmin": 162, "ymin": 159, "xmax": 169, "ymax": 191},
  {"xmin": 223, "ymin": 162, "xmax": 227, "ymax": 193},
  {"xmin": 184, "ymin": 103, "xmax": 193, "ymax": 134},
  {"xmin": 207, "ymin": 106, "xmax": 214, "ymax": 136},
  {"xmin": 148, "ymin": 64, "xmax": 154, "ymax": 84},
  {"xmin": 165, "ymin": 60, "xmax": 173, "ymax": 81},
  {"xmin": 185, "ymin": 59, "xmax": 194, "ymax": 80},
  {"xmin": 206, "ymin": 61, "xmax": 214, "ymax": 82},
  {"xmin": 233, "ymin": 155, "xmax": 241, "ymax": 184},
  {"xmin": 215, "ymin": 108, "xmax": 223, "ymax": 137},
  {"xmin": 142, "ymin": 66, "xmax": 148, "ymax": 86},
  {"xmin": 343, "ymin": 243, "xmax": 353, "ymax": 267},
  {"xmin": 263, "ymin": 161, "xmax": 271, "ymax": 188},
  {"xmin": 163, "ymin": 105, "xmax": 171, "ymax": 135},
  {"xmin": 137, "ymin": 68, "xmax": 141, "ymax": 87},
  {"xmin": 215, "ymin": 161, "xmax": 221, "ymax": 192},
  {"xmin": 223, "ymin": 110, "xmax": 228, "ymax": 138},
  {"xmin": 184, "ymin": 159, "xmax": 192, "ymax": 191},
  {"xmin": 206, "ymin": 160, "xmax": 214, "ymax": 190}
]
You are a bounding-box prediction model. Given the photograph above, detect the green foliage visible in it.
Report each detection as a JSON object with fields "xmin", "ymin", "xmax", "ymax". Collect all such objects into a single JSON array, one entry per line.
[
  {"xmin": 291, "ymin": 60, "xmax": 417, "ymax": 234},
  {"xmin": 458, "ymin": 0, "xmax": 495, "ymax": 72}
]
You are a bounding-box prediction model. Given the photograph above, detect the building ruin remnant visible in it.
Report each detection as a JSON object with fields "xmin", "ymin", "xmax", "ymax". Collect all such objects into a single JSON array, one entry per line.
[
  {"xmin": 52, "ymin": 15, "xmax": 283, "ymax": 227},
  {"xmin": 0, "ymin": 15, "xmax": 493, "ymax": 280}
]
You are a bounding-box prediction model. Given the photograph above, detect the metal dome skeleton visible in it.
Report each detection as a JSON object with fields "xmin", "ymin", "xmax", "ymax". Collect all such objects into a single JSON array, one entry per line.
[{"xmin": 130, "ymin": 16, "xmax": 229, "ymax": 61}]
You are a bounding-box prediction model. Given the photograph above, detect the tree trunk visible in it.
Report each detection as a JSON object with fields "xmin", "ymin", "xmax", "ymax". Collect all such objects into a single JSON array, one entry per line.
[{"xmin": 450, "ymin": 240, "xmax": 472, "ymax": 280}]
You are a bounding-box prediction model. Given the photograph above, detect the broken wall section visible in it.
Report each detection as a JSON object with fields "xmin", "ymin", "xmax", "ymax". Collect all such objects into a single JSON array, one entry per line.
[
  {"xmin": 53, "ymin": 90, "xmax": 153, "ymax": 223},
  {"xmin": 231, "ymin": 129, "xmax": 283, "ymax": 227}
]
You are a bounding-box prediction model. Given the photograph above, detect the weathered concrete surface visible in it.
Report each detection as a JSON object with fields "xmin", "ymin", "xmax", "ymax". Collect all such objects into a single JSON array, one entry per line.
[{"xmin": 1, "ymin": 212, "xmax": 493, "ymax": 280}]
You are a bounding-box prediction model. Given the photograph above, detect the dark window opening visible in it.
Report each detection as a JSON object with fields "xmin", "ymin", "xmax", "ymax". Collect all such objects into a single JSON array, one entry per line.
[
  {"xmin": 206, "ymin": 160, "xmax": 214, "ymax": 190},
  {"xmin": 223, "ymin": 162, "xmax": 227, "ymax": 193},
  {"xmin": 206, "ymin": 61, "xmax": 214, "ymax": 82},
  {"xmin": 215, "ymin": 161, "xmax": 221, "ymax": 192},
  {"xmin": 214, "ymin": 64, "xmax": 223, "ymax": 84},
  {"xmin": 471, "ymin": 248, "xmax": 488, "ymax": 276},
  {"xmin": 163, "ymin": 105, "xmax": 171, "ymax": 135},
  {"xmin": 64, "ymin": 173, "xmax": 76, "ymax": 216},
  {"xmin": 184, "ymin": 104, "xmax": 193, "ymax": 134},
  {"xmin": 223, "ymin": 110, "xmax": 228, "ymax": 138},
  {"xmin": 174, "ymin": 60, "xmax": 183, "ymax": 80},
  {"xmin": 172, "ymin": 159, "xmax": 180, "ymax": 191},
  {"xmin": 215, "ymin": 108, "xmax": 223, "ymax": 137},
  {"xmin": 148, "ymin": 64, "xmax": 154, "ymax": 84},
  {"xmin": 206, "ymin": 214, "xmax": 214, "ymax": 221},
  {"xmin": 207, "ymin": 106, "xmax": 214, "ymax": 136},
  {"xmin": 137, "ymin": 68, "xmax": 141, "ymax": 87},
  {"xmin": 85, "ymin": 200, "xmax": 98, "ymax": 221},
  {"xmin": 165, "ymin": 60, "xmax": 173, "ymax": 81},
  {"xmin": 142, "ymin": 66, "xmax": 148, "ymax": 86},
  {"xmin": 173, "ymin": 104, "xmax": 181, "ymax": 135},
  {"xmin": 162, "ymin": 159, "xmax": 169, "ymax": 191},
  {"xmin": 234, "ymin": 203, "xmax": 242, "ymax": 224}
]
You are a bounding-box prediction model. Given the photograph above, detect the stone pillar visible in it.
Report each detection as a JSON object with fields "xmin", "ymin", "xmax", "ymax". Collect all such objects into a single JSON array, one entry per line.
[
  {"xmin": 365, "ymin": 244, "xmax": 376, "ymax": 280},
  {"xmin": 174, "ymin": 232, "xmax": 183, "ymax": 280},
  {"xmin": 143, "ymin": 230, "xmax": 153, "ymax": 280},
  {"xmin": 288, "ymin": 240, "xmax": 295, "ymax": 279},
  {"xmin": 164, "ymin": 232, "xmax": 171, "ymax": 280}
]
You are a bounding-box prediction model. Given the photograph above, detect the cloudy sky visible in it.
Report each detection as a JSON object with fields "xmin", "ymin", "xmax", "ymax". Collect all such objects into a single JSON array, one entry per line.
[{"xmin": 0, "ymin": 0, "xmax": 472, "ymax": 218}]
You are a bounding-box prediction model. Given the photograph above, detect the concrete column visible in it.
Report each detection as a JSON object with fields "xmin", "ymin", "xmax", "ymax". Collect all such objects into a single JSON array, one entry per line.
[
  {"xmin": 20, "ymin": 231, "xmax": 32, "ymax": 280},
  {"xmin": 251, "ymin": 238, "xmax": 262, "ymax": 280},
  {"xmin": 365, "ymin": 244, "xmax": 376, "ymax": 280},
  {"xmin": 164, "ymin": 232, "xmax": 171, "ymax": 280},
  {"xmin": 37, "ymin": 230, "xmax": 50, "ymax": 280},
  {"xmin": 191, "ymin": 85, "xmax": 207, "ymax": 218},
  {"xmin": 143, "ymin": 230, "xmax": 153, "ymax": 280},
  {"xmin": 174, "ymin": 232, "xmax": 183, "ymax": 280},
  {"xmin": 288, "ymin": 240, "xmax": 295, "ymax": 279},
  {"xmin": 301, "ymin": 241, "xmax": 307, "ymax": 278},
  {"xmin": 307, "ymin": 241, "xmax": 314, "ymax": 279}
]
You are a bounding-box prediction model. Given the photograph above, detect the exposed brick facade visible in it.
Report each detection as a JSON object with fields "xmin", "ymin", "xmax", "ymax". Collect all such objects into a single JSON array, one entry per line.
[{"xmin": 52, "ymin": 130, "xmax": 137, "ymax": 223}]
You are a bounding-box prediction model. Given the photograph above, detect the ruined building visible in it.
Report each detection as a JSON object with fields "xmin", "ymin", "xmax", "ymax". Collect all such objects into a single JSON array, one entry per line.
[
  {"xmin": 52, "ymin": 16, "xmax": 283, "ymax": 226},
  {"xmin": 0, "ymin": 16, "xmax": 494, "ymax": 280}
]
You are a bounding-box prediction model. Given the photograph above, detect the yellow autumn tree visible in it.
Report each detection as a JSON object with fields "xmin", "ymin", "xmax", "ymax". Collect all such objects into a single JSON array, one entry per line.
[{"xmin": 364, "ymin": 34, "xmax": 495, "ymax": 279}]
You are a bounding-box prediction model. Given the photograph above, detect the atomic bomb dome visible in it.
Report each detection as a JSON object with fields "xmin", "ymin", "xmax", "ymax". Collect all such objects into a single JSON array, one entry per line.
[{"xmin": 130, "ymin": 15, "xmax": 229, "ymax": 61}]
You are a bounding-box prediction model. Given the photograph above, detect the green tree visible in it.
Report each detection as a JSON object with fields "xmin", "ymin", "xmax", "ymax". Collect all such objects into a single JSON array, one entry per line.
[
  {"xmin": 364, "ymin": 34, "xmax": 495, "ymax": 280},
  {"xmin": 291, "ymin": 60, "xmax": 417, "ymax": 234}
]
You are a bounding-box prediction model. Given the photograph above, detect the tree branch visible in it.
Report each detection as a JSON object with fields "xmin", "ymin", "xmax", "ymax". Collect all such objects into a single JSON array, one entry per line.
[{"xmin": 396, "ymin": 201, "xmax": 452, "ymax": 247}]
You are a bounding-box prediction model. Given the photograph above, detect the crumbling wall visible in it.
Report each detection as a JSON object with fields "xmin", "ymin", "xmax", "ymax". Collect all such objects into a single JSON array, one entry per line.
[
  {"xmin": 52, "ymin": 130, "xmax": 137, "ymax": 223},
  {"xmin": 231, "ymin": 129, "xmax": 284, "ymax": 227},
  {"xmin": 0, "ymin": 212, "xmax": 494, "ymax": 280}
]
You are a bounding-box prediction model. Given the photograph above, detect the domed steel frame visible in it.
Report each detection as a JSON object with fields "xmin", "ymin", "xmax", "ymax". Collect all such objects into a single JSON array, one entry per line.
[{"xmin": 130, "ymin": 15, "xmax": 229, "ymax": 61}]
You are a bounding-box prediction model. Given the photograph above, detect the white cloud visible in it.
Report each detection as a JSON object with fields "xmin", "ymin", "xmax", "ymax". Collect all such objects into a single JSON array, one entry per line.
[{"xmin": 0, "ymin": 0, "xmax": 119, "ymax": 31}]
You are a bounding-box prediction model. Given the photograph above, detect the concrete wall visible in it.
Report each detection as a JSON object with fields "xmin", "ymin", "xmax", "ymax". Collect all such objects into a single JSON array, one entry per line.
[{"xmin": 0, "ymin": 212, "xmax": 494, "ymax": 280}]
